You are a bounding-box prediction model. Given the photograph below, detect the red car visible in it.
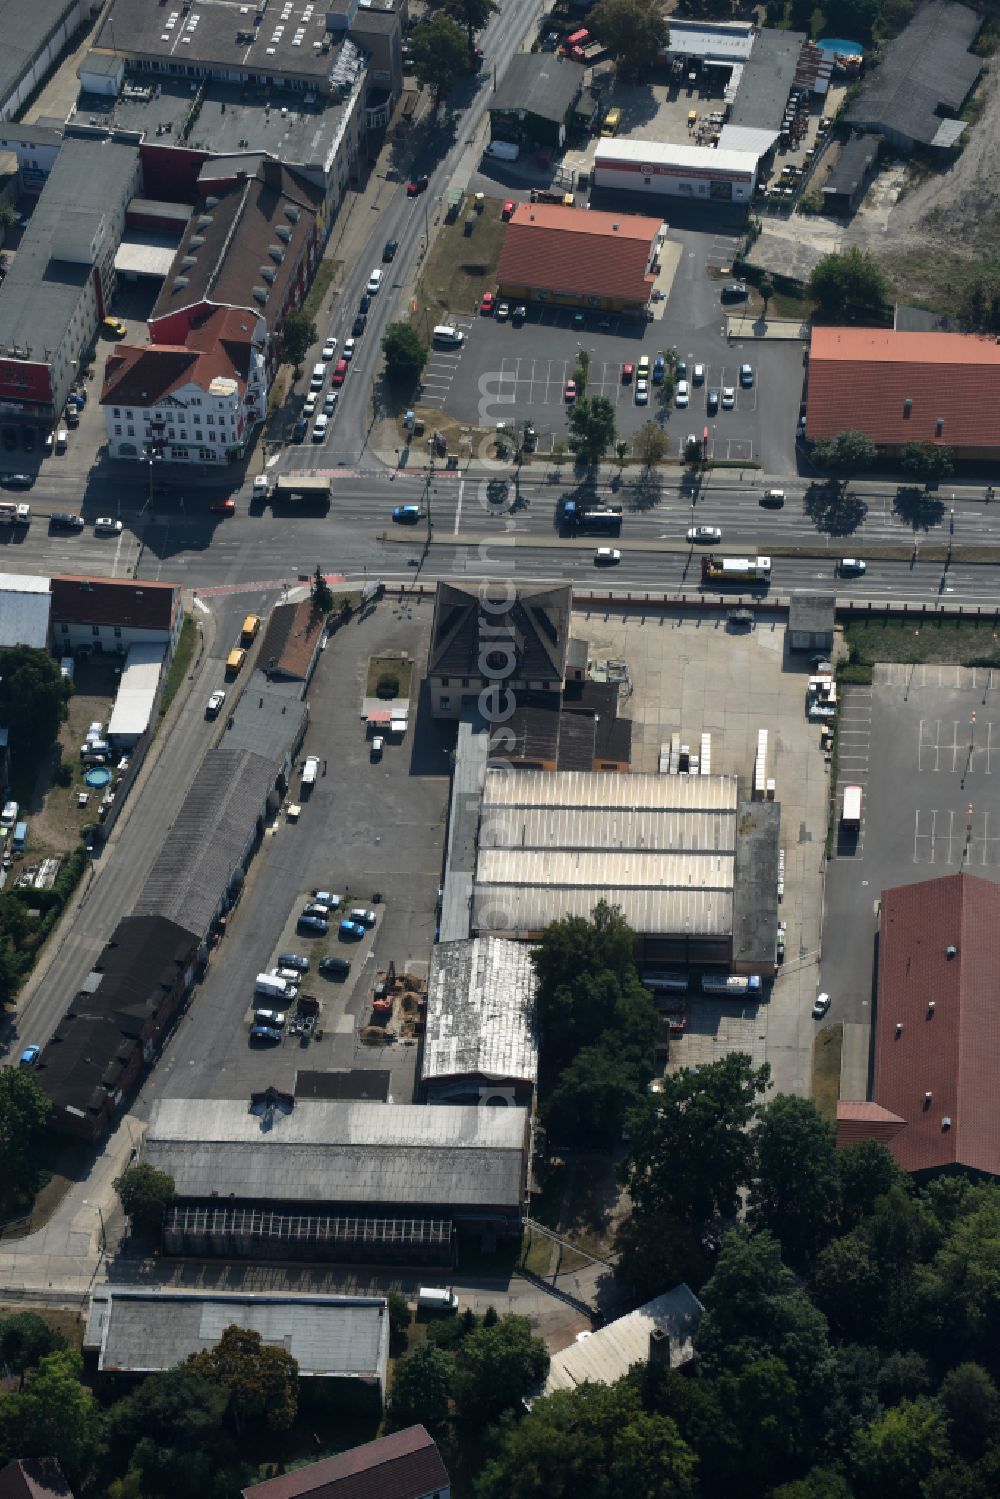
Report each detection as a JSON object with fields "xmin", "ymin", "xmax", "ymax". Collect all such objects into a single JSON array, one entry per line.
[
  {"xmin": 564, "ymin": 379, "xmax": 577, "ymax": 402},
  {"xmin": 621, "ymin": 362, "xmax": 634, "ymax": 383},
  {"xmin": 407, "ymin": 176, "xmax": 429, "ymax": 196},
  {"xmin": 501, "ymin": 200, "xmax": 515, "ymax": 221},
  {"xmin": 209, "ymin": 498, "xmax": 236, "ymax": 515},
  {"xmin": 480, "ymin": 291, "xmax": 495, "ymax": 315},
  {"xmin": 332, "ymin": 358, "xmax": 348, "ymax": 386}
]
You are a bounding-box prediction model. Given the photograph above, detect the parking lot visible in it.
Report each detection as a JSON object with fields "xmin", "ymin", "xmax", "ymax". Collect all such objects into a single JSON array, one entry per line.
[
  {"xmin": 823, "ymin": 663, "xmax": 1000, "ymax": 1091},
  {"xmin": 142, "ymin": 594, "xmax": 453, "ymax": 1111}
]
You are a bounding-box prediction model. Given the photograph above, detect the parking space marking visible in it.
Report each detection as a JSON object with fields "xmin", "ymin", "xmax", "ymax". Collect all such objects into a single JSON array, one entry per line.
[
  {"xmin": 836, "ymin": 686, "xmax": 872, "ymax": 858},
  {"xmin": 914, "ymin": 807, "xmax": 1000, "ymax": 866}
]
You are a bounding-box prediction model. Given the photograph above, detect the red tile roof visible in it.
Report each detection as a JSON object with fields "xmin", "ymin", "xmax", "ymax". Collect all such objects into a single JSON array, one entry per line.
[
  {"xmin": 101, "ymin": 306, "xmax": 257, "ymax": 408},
  {"xmin": 496, "ymin": 203, "xmax": 660, "ymax": 306},
  {"xmin": 836, "ymin": 1100, "xmax": 906, "ymax": 1149},
  {"xmin": 258, "ymin": 598, "xmax": 325, "ymax": 680},
  {"xmin": 241, "ymin": 1426, "xmax": 449, "ymax": 1499},
  {"xmin": 806, "ymin": 327, "xmax": 1000, "ymax": 449},
  {"xmin": 51, "ymin": 577, "xmax": 179, "ymax": 632},
  {"xmin": 866, "ymin": 872, "xmax": 1000, "ymax": 1174}
]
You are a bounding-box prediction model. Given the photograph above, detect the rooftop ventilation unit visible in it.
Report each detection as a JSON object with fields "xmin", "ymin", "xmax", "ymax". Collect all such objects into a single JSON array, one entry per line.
[
  {"xmin": 285, "ymin": 204, "xmax": 300, "ymax": 221},
  {"xmin": 197, "ymin": 214, "xmax": 213, "ymax": 229},
  {"xmin": 895, "ymin": 1023, "xmax": 903, "ymax": 1037},
  {"xmin": 181, "ymin": 255, "xmax": 197, "ymax": 268},
  {"xmin": 946, "ymin": 944, "xmax": 957, "ymax": 957},
  {"xmin": 942, "ymin": 1116, "xmax": 952, "ymax": 1129},
  {"xmin": 204, "ymin": 195, "xmax": 219, "ymax": 209}
]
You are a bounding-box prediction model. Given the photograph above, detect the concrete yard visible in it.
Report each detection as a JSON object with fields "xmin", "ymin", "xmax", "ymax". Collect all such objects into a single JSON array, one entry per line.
[{"xmin": 572, "ymin": 602, "xmax": 830, "ymax": 1096}]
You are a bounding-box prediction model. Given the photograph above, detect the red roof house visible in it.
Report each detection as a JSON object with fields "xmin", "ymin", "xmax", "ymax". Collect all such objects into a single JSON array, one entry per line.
[
  {"xmin": 838, "ymin": 872, "xmax": 1000, "ymax": 1174},
  {"xmin": 806, "ymin": 328, "xmax": 1000, "ymax": 457},
  {"xmin": 495, "ymin": 203, "xmax": 662, "ymax": 311},
  {"xmin": 241, "ymin": 1425, "xmax": 450, "ymax": 1499}
]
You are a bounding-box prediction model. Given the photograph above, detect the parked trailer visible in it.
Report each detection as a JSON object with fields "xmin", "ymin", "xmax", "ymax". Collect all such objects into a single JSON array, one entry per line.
[
  {"xmin": 272, "ymin": 474, "xmax": 332, "ymax": 504},
  {"xmin": 701, "ymin": 555, "xmax": 771, "ymax": 583},
  {"xmin": 701, "ymin": 973, "xmax": 762, "ymax": 996},
  {"xmin": 842, "ymin": 784, "xmax": 863, "ymax": 826}
]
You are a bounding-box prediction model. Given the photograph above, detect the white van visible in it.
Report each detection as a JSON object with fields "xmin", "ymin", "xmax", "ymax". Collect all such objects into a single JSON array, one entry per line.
[
  {"xmin": 366, "ymin": 268, "xmax": 384, "ymax": 294},
  {"xmin": 418, "ymin": 1287, "xmax": 458, "ymax": 1312},
  {"xmin": 312, "ymin": 414, "xmax": 329, "ymax": 442},
  {"xmin": 432, "ymin": 325, "xmax": 464, "ymax": 346},
  {"xmin": 310, "ymin": 362, "xmax": 326, "ymax": 391}
]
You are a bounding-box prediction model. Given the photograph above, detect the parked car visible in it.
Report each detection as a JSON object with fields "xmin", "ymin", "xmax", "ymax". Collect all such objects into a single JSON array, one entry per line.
[
  {"xmin": 637, "ymin": 355, "xmax": 650, "ymax": 379},
  {"xmin": 312, "ymin": 415, "xmax": 329, "ymax": 442},
  {"xmin": 339, "ymin": 919, "xmax": 366, "ymax": 940},
  {"xmin": 312, "ymin": 890, "xmax": 341, "ymax": 907},
  {"xmin": 707, "ymin": 388, "xmax": 719, "ymax": 415},
  {"xmin": 721, "ymin": 386, "xmax": 735, "ymax": 410},
  {"xmin": 635, "ymin": 379, "xmax": 649, "ymax": 405},
  {"xmin": 277, "ymin": 952, "xmax": 310, "ymax": 971},
  {"xmin": 812, "ymin": 992, "xmax": 831, "ymax": 1018},
  {"xmin": 342, "ymin": 339, "xmax": 356, "ymax": 361},
  {"xmin": 739, "ymin": 362, "xmax": 754, "ymax": 387},
  {"xmin": 675, "ymin": 379, "xmax": 689, "ymax": 407},
  {"xmin": 673, "ymin": 357, "xmax": 685, "ymax": 380},
  {"xmin": 501, "ymin": 200, "xmax": 515, "ymax": 220},
  {"xmin": 2, "ymin": 473, "xmax": 33, "ymax": 489},
  {"xmin": 303, "ymin": 394, "xmax": 317, "ymax": 417},
  {"xmin": 687, "ymin": 525, "xmax": 722, "ymax": 543},
  {"xmin": 721, "ymin": 281, "xmax": 748, "ymax": 301},
  {"xmin": 692, "ymin": 363, "xmax": 705, "ymax": 384},
  {"xmin": 94, "ymin": 517, "xmax": 122, "ymax": 534},
  {"xmin": 594, "ymin": 547, "xmax": 621, "ymax": 565},
  {"xmin": 249, "ymin": 1025, "xmax": 283, "ymax": 1044},
  {"xmin": 512, "ymin": 304, "xmax": 527, "ymax": 326},
  {"xmin": 292, "ymin": 417, "xmax": 307, "ymax": 443},
  {"xmin": 621, "ymin": 362, "xmax": 634, "ymax": 383},
  {"xmin": 254, "ymin": 1009, "xmax": 287, "ymax": 1028},
  {"xmin": 371, "ymin": 734, "xmax": 384, "ymax": 758},
  {"xmin": 653, "ymin": 354, "xmax": 667, "ymax": 383},
  {"xmin": 728, "ymin": 609, "xmax": 754, "ymax": 630},
  {"xmin": 564, "ymin": 379, "xmax": 577, "ymax": 402},
  {"xmin": 322, "ymin": 338, "xmax": 337, "ymax": 360},
  {"xmin": 480, "ymin": 291, "xmax": 494, "ymax": 315},
  {"xmin": 319, "ymin": 955, "xmax": 351, "ymax": 978},
  {"xmin": 297, "ymin": 914, "xmax": 329, "ymax": 935},
  {"xmin": 206, "ymin": 690, "xmax": 226, "ymax": 718},
  {"xmin": 19, "ymin": 1044, "xmax": 40, "ymax": 1066},
  {"xmin": 302, "ymin": 902, "xmax": 332, "ymax": 919},
  {"xmin": 332, "ymin": 359, "xmax": 348, "ymax": 385},
  {"xmin": 310, "ymin": 362, "xmax": 325, "ymax": 391},
  {"xmin": 350, "ymin": 907, "xmax": 377, "ymax": 927},
  {"xmin": 495, "ymin": 302, "xmax": 509, "ymax": 321},
  {"xmin": 209, "ymin": 497, "xmax": 236, "ymax": 515},
  {"xmin": 323, "ymin": 391, "xmax": 338, "ymax": 416}
]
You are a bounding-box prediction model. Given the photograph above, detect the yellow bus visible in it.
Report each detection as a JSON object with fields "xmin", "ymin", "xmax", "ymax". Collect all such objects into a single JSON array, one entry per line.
[
  {"xmin": 226, "ymin": 648, "xmax": 247, "ymax": 678},
  {"xmin": 240, "ymin": 613, "xmax": 261, "ymax": 646}
]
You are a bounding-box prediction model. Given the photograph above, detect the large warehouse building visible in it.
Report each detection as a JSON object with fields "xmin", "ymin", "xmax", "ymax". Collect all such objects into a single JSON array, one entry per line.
[
  {"xmin": 421, "ymin": 937, "xmax": 538, "ymax": 1105},
  {"xmin": 472, "ymin": 768, "xmax": 779, "ymax": 972},
  {"xmin": 593, "ymin": 140, "xmax": 758, "ymax": 204},
  {"xmin": 145, "ymin": 1095, "xmax": 530, "ymax": 1262}
]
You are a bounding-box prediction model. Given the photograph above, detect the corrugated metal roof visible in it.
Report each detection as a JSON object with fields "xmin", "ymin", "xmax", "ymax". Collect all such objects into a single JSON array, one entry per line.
[
  {"xmin": 844, "ymin": 0, "xmax": 980, "ymax": 147},
  {"xmin": 545, "ymin": 1284, "xmax": 704, "ymax": 1392},
  {"xmin": 480, "ymin": 807, "xmax": 734, "ymax": 853},
  {"xmin": 92, "ymin": 1289, "xmax": 388, "ymax": 1380},
  {"xmin": 0, "ymin": 576, "xmax": 50, "ymax": 649},
  {"xmin": 241, "ymin": 1427, "xmax": 449, "ymax": 1499},
  {"xmin": 421, "ymin": 938, "xmax": 538, "ymax": 1088},
  {"xmin": 474, "ymin": 883, "xmax": 732, "ymax": 938},
  {"xmin": 145, "ymin": 1098, "xmax": 528, "ymax": 1209},
  {"xmin": 477, "ymin": 848, "xmax": 732, "ymax": 890},
  {"xmin": 482, "ymin": 768, "xmax": 738, "ymax": 812},
  {"xmin": 107, "ymin": 643, "xmax": 164, "ymax": 740}
]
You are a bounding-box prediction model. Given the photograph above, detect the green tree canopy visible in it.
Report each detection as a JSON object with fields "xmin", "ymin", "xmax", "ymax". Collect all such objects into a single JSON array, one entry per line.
[
  {"xmin": 185, "ymin": 1325, "xmax": 298, "ymax": 1433},
  {"xmin": 838, "ymin": 1138, "xmax": 906, "ymax": 1226},
  {"xmin": 410, "ymin": 15, "xmax": 470, "ymax": 103},
  {"xmin": 455, "ymin": 1314, "xmax": 549, "ymax": 1422},
  {"xmin": 849, "ymin": 1397, "xmax": 951, "ymax": 1498},
  {"xmin": 311, "ymin": 566, "xmax": 334, "ymax": 614},
  {"xmin": 382, "ymin": 322, "xmax": 429, "ymax": 387},
  {"xmin": 634, "ymin": 422, "xmax": 668, "ymax": 471},
  {"xmin": 716, "ymin": 1355, "xmax": 803, "ymax": 1490},
  {"xmin": 0, "ymin": 646, "xmax": 69, "ymax": 765},
  {"xmin": 114, "ymin": 1163, "xmax": 175, "ymax": 1237},
  {"xmin": 103, "ymin": 1367, "xmax": 239, "ymax": 1499},
  {"xmin": 447, "ymin": 0, "xmax": 497, "ymax": 50},
  {"xmin": 0, "ymin": 1312, "xmax": 66, "ymax": 1391},
  {"xmin": 807, "ymin": 248, "xmax": 890, "ymax": 323},
  {"xmin": 0, "ymin": 1065, "xmax": 52, "ymax": 1200},
  {"xmin": 749, "ymin": 1093, "xmax": 841, "ymax": 1264},
  {"xmin": 388, "ymin": 1342, "xmax": 454, "ymax": 1430},
  {"xmin": 938, "ymin": 1362, "xmax": 1000, "ymax": 1463},
  {"xmin": 0, "ymin": 1349, "xmax": 102, "ymax": 1485},
  {"xmin": 569, "ymin": 394, "xmax": 618, "ymax": 466},
  {"xmin": 589, "ymin": 0, "xmax": 667, "ymax": 75},
  {"xmin": 281, "ymin": 310, "xmax": 316, "ymax": 370},
  {"xmin": 900, "ymin": 441, "xmax": 955, "ymax": 483},
  {"xmin": 812, "ymin": 428, "xmax": 878, "ymax": 474}
]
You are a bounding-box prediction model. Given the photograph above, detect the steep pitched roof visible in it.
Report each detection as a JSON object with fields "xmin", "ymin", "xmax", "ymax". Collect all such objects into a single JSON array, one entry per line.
[
  {"xmin": 0, "ymin": 1459, "xmax": 74, "ymax": 1499},
  {"xmin": 50, "ymin": 577, "xmax": 178, "ymax": 631},
  {"xmin": 806, "ymin": 327, "xmax": 1000, "ymax": 449},
  {"xmin": 241, "ymin": 1426, "xmax": 449, "ymax": 1499},
  {"xmin": 867, "ymin": 872, "xmax": 1000, "ymax": 1173},
  {"xmin": 843, "ymin": 0, "xmax": 981, "ymax": 147},
  {"xmin": 428, "ymin": 582, "xmax": 571, "ymax": 683},
  {"xmin": 258, "ymin": 598, "xmax": 325, "ymax": 681},
  {"xmin": 496, "ymin": 204, "xmax": 660, "ymax": 306},
  {"xmin": 836, "ymin": 1100, "xmax": 906, "ymax": 1148},
  {"xmin": 101, "ymin": 305, "xmax": 257, "ymax": 407}
]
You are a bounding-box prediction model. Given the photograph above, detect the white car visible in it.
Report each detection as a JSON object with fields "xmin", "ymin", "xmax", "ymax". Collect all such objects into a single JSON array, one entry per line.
[
  {"xmin": 675, "ymin": 379, "xmax": 689, "ymax": 408},
  {"xmin": 309, "ymin": 362, "xmax": 325, "ymax": 390},
  {"xmin": 366, "ymin": 268, "xmax": 383, "ymax": 294},
  {"xmin": 206, "ymin": 689, "xmax": 226, "ymax": 718},
  {"xmin": 812, "ymin": 992, "xmax": 831, "ymax": 1018},
  {"xmin": 342, "ymin": 338, "xmax": 356, "ymax": 361},
  {"xmin": 692, "ymin": 363, "xmax": 705, "ymax": 384},
  {"xmin": 323, "ymin": 391, "xmax": 338, "ymax": 416},
  {"xmin": 94, "ymin": 517, "xmax": 123, "ymax": 535},
  {"xmin": 839, "ymin": 557, "xmax": 866, "ymax": 576},
  {"xmin": 303, "ymin": 394, "xmax": 317, "ymax": 417},
  {"xmin": 312, "ymin": 414, "xmax": 329, "ymax": 442},
  {"xmin": 687, "ymin": 525, "xmax": 722, "ymax": 543},
  {"xmin": 721, "ymin": 386, "xmax": 736, "ymax": 410},
  {"xmin": 322, "ymin": 338, "xmax": 337, "ymax": 360},
  {"xmin": 495, "ymin": 302, "xmax": 510, "ymax": 321},
  {"xmin": 371, "ymin": 735, "xmax": 384, "ymax": 758},
  {"xmin": 594, "ymin": 547, "xmax": 621, "ymax": 565},
  {"xmin": 634, "ymin": 379, "xmax": 649, "ymax": 405}
]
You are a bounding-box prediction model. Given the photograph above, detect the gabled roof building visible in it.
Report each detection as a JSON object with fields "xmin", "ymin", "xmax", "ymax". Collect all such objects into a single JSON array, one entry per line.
[
  {"xmin": 50, "ymin": 577, "xmax": 183, "ymax": 657},
  {"xmin": 428, "ymin": 582, "xmax": 573, "ymax": 718},
  {"xmin": 241, "ymin": 1426, "xmax": 450, "ymax": 1499},
  {"xmin": 844, "ymin": 0, "xmax": 981, "ymax": 151},
  {"xmin": 489, "ymin": 53, "xmax": 583, "ymax": 148},
  {"xmin": 496, "ymin": 204, "xmax": 664, "ymax": 313}
]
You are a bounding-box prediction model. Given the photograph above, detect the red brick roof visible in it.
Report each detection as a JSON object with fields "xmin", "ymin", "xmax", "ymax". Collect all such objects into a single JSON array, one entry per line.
[
  {"xmin": 496, "ymin": 203, "xmax": 660, "ymax": 306},
  {"xmin": 258, "ymin": 598, "xmax": 324, "ymax": 680},
  {"xmin": 101, "ymin": 306, "xmax": 256, "ymax": 408},
  {"xmin": 51, "ymin": 577, "xmax": 179, "ymax": 632},
  {"xmin": 867, "ymin": 872, "xmax": 1000, "ymax": 1174},
  {"xmin": 806, "ymin": 327, "xmax": 1000, "ymax": 449},
  {"xmin": 241, "ymin": 1426, "xmax": 449, "ymax": 1499}
]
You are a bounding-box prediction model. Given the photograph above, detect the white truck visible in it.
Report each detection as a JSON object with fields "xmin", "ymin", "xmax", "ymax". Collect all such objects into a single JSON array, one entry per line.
[
  {"xmin": 252, "ymin": 475, "xmax": 270, "ymax": 502},
  {"xmin": 301, "ymin": 755, "xmax": 321, "ymax": 787},
  {"xmin": 0, "ymin": 502, "xmax": 30, "ymax": 526},
  {"xmin": 254, "ymin": 973, "xmax": 292, "ymax": 999}
]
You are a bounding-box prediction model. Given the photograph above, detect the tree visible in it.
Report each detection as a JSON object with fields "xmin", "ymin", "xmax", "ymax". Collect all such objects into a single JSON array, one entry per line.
[
  {"xmin": 544, "ymin": 1043, "xmax": 645, "ymax": 1148},
  {"xmin": 455, "ymin": 1314, "xmax": 549, "ymax": 1422},
  {"xmin": 569, "ymin": 395, "xmax": 617, "ymax": 466},
  {"xmin": 939, "ymin": 1363, "xmax": 1000, "ymax": 1462},
  {"xmin": 386, "ymin": 1291, "xmax": 411, "ymax": 1337},
  {"xmin": 382, "ymin": 322, "xmax": 428, "ymax": 387},
  {"xmin": 824, "ymin": 0, "xmax": 882, "ymax": 44},
  {"xmin": 716, "ymin": 1356, "xmax": 802, "ymax": 1489},
  {"xmin": 0, "ymin": 1066, "xmax": 51, "ymax": 1200},
  {"xmin": 807, "ymin": 247, "xmax": 889, "ymax": 322},
  {"xmin": 311, "ymin": 565, "xmax": 333, "ymax": 614},
  {"xmin": 186, "ymin": 1325, "xmax": 298, "ymax": 1433},
  {"xmin": 615, "ymin": 439, "xmax": 629, "ymax": 470},
  {"xmin": 448, "ymin": 0, "xmax": 497, "ymax": 53},
  {"xmin": 849, "ymin": 1398, "xmax": 951, "ymax": 1498},
  {"xmin": 589, "ymin": 0, "xmax": 667, "ymax": 76},
  {"xmin": 609, "ymin": 1409, "xmax": 698, "ymax": 1497},
  {"xmin": 0, "ymin": 1350, "xmax": 101, "ymax": 1485},
  {"xmin": 620, "ymin": 1053, "xmax": 769, "ymax": 1231},
  {"xmin": 772, "ymin": 1473, "xmax": 855, "ymax": 1499},
  {"xmin": 103, "ymin": 1367, "xmax": 238, "ymax": 1499},
  {"xmin": 0, "ymin": 646, "xmax": 70, "ymax": 767},
  {"xmin": 838, "ymin": 1138, "xmax": 906, "ymax": 1226},
  {"xmin": 900, "ymin": 441, "xmax": 954, "ymax": 484},
  {"xmin": 759, "ymin": 275, "xmax": 775, "ymax": 318},
  {"xmin": 749, "ymin": 1094, "xmax": 841, "ymax": 1264},
  {"xmin": 683, "ymin": 434, "xmax": 702, "ymax": 466},
  {"xmin": 114, "ymin": 1163, "xmax": 175, "ymax": 1237},
  {"xmin": 410, "ymin": 15, "xmax": 470, "ymax": 105},
  {"xmin": 812, "ymin": 428, "xmax": 877, "ymax": 475},
  {"xmin": 0, "ymin": 1313, "xmax": 65, "ymax": 1391},
  {"xmin": 634, "ymin": 422, "xmax": 668, "ymax": 471},
  {"xmin": 281, "ymin": 310, "xmax": 316, "ymax": 372},
  {"xmin": 388, "ymin": 1343, "xmax": 454, "ymax": 1430}
]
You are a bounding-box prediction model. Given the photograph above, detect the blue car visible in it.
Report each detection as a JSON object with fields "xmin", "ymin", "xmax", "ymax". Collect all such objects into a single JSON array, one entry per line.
[
  {"xmin": 652, "ymin": 354, "xmax": 667, "ymax": 384},
  {"xmin": 297, "ymin": 914, "xmax": 329, "ymax": 935},
  {"xmin": 392, "ymin": 505, "xmax": 421, "ymax": 523},
  {"xmin": 249, "ymin": 1025, "xmax": 282, "ymax": 1045},
  {"xmin": 19, "ymin": 1044, "xmax": 39, "ymax": 1066},
  {"xmin": 339, "ymin": 919, "xmax": 366, "ymax": 940}
]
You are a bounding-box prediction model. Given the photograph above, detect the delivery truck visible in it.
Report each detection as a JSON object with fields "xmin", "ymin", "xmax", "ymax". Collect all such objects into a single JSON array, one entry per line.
[
  {"xmin": 842, "ymin": 784, "xmax": 863, "ymax": 827},
  {"xmin": 701, "ymin": 973, "xmax": 762, "ymax": 997}
]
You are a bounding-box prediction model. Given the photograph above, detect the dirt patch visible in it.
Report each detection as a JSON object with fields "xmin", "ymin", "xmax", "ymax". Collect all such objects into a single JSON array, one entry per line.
[
  {"xmin": 413, "ymin": 195, "xmax": 508, "ymax": 328},
  {"xmin": 365, "ymin": 653, "xmax": 414, "ymax": 697},
  {"xmin": 812, "ymin": 1023, "xmax": 843, "ymax": 1123},
  {"xmin": 532, "ymin": 1154, "xmax": 625, "ymax": 1260}
]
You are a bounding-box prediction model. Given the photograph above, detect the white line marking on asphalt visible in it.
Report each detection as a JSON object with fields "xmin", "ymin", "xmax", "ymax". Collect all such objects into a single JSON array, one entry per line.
[{"xmin": 454, "ymin": 478, "xmax": 464, "ymax": 536}]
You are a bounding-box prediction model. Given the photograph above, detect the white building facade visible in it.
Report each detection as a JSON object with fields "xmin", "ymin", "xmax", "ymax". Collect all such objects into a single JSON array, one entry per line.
[{"xmin": 594, "ymin": 140, "xmax": 759, "ymax": 203}]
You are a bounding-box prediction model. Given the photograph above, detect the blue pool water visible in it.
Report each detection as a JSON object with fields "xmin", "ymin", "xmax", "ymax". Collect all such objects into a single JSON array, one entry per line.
[
  {"xmin": 84, "ymin": 767, "xmax": 112, "ymax": 788},
  {"xmin": 818, "ymin": 36, "xmax": 864, "ymax": 54}
]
